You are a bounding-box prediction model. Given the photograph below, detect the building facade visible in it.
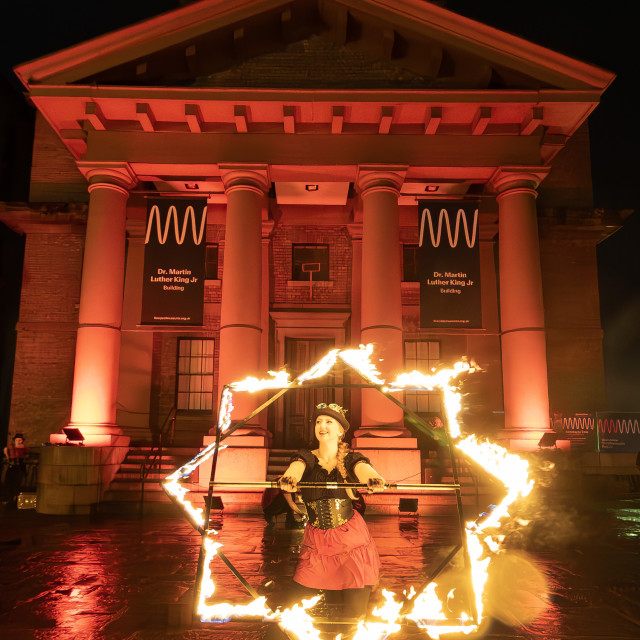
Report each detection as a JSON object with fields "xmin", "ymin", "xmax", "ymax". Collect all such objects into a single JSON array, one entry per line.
[{"xmin": 1, "ymin": 1, "xmax": 617, "ymax": 507}]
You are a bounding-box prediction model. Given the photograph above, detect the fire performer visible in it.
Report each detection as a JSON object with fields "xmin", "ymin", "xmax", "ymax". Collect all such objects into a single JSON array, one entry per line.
[{"xmin": 275, "ymin": 402, "xmax": 386, "ymax": 635}]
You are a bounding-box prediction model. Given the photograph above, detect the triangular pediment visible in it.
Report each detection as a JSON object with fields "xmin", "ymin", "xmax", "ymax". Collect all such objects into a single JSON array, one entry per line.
[{"xmin": 15, "ymin": 0, "xmax": 613, "ymax": 93}]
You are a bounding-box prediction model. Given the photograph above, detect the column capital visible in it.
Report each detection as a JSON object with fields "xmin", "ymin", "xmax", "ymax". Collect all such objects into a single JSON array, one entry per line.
[
  {"xmin": 489, "ymin": 166, "xmax": 550, "ymax": 196},
  {"xmin": 262, "ymin": 220, "xmax": 275, "ymax": 239},
  {"xmin": 76, "ymin": 162, "xmax": 137, "ymax": 193},
  {"xmin": 356, "ymin": 166, "xmax": 407, "ymax": 197},
  {"xmin": 347, "ymin": 223, "xmax": 363, "ymax": 240},
  {"xmin": 220, "ymin": 164, "xmax": 270, "ymax": 195}
]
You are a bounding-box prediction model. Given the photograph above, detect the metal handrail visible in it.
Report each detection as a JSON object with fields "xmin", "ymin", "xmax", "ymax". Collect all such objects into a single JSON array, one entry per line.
[{"xmin": 140, "ymin": 405, "xmax": 176, "ymax": 511}]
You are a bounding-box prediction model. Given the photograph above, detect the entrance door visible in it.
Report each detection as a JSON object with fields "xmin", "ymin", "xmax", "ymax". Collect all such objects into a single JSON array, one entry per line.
[{"xmin": 284, "ymin": 338, "xmax": 336, "ymax": 448}]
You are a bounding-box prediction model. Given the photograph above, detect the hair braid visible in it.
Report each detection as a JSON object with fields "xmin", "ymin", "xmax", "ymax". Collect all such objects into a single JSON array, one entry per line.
[
  {"xmin": 337, "ymin": 439, "xmax": 357, "ymax": 500},
  {"xmin": 336, "ymin": 439, "xmax": 350, "ymax": 480}
]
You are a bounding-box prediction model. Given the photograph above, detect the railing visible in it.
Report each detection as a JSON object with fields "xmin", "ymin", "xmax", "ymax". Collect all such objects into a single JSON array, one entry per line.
[{"xmin": 139, "ymin": 405, "xmax": 176, "ymax": 512}]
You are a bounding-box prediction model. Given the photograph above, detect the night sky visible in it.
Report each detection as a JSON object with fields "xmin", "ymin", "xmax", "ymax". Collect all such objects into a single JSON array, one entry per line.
[{"xmin": 0, "ymin": 0, "xmax": 637, "ymax": 409}]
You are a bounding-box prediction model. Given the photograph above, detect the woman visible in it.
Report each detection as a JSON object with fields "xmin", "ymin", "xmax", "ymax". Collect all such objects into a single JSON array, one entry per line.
[{"xmin": 278, "ymin": 402, "xmax": 386, "ymax": 628}]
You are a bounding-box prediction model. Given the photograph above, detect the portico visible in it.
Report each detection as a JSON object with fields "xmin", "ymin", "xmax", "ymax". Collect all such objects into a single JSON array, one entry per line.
[{"xmin": 5, "ymin": 0, "xmax": 615, "ymax": 513}]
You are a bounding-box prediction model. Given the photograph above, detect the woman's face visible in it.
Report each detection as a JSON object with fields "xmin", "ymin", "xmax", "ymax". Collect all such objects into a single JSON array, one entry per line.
[{"xmin": 315, "ymin": 415, "xmax": 344, "ymax": 442}]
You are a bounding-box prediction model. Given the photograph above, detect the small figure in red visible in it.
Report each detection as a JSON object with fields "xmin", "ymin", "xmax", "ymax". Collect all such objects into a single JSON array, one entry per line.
[{"xmin": 3, "ymin": 433, "xmax": 30, "ymax": 507}]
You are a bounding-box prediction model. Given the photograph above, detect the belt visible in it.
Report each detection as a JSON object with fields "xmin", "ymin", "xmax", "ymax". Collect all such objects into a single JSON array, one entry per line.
[{"xmin": 305, "ymin": 498, "xmax": 354, "ymax": 530}]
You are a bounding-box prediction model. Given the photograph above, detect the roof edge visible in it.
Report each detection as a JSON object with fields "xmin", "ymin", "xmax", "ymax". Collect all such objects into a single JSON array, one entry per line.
[{"xmin": 14, "ymin": 0, "xmax": 615, "ymax": 92}]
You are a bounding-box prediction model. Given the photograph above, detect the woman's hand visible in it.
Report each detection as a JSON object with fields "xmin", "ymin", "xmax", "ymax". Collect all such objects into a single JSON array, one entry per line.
[
  {"xmin": 279, "ymin": 475, "xmax": 299, "ymax": 492},
  {"xmin": 366, "ymin": 476, "xmax": 386, "ymax": 493}
]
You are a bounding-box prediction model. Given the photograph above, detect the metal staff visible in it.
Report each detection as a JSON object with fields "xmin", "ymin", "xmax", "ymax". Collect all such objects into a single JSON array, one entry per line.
[{"xmin": 207, "ymin": 480, "xmax": 461, "ymax": 491}]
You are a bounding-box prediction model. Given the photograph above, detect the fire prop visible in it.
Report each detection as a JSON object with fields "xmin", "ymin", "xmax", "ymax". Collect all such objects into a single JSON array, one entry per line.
[{"xmin": 161, "ymin": 344, "xmax": 536, "ymax": 639}]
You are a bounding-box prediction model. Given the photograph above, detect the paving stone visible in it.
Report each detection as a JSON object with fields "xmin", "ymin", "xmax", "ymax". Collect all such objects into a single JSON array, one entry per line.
[{"xmin": 0, "ymin": 492, "xmax": 639, "ymax": 639}]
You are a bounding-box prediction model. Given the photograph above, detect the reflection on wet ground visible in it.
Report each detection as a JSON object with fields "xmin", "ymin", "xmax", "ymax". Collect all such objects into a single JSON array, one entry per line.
[{"xmin": 0, "ymin": 493, "xmax": 638, "ymax": 639}]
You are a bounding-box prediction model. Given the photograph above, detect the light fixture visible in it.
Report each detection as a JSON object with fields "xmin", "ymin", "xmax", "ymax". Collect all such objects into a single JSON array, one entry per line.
[
  {"xmin": 204, "ymin": 495, "xmax": 224, "ymax": 528},
  {"xmin": 305, "ymin": 184, "xmax": 319, "ymax": 191},
  {"xmin": 424, "ymin": 185, "xmax": 439, "ymax": 192},
  {"xmin": 398, "ymin": 498, "xmax": 418, "ymax": 514},
  {"xmin": 62, "ymin": 427, "xmax": 85, "ymax": 446},
  {"xmin": 537, "ymin": 432, "xmax": 558, "ymax": 448},
  {"xmin": 185, "ymin": 183, "xmax": 200, "ymax": 190}
]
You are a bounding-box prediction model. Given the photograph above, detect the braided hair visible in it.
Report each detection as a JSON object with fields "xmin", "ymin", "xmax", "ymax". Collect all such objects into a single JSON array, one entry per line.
[{"xmin": 336, "ymin": 436, "xmax": 357, "ymax": 500}]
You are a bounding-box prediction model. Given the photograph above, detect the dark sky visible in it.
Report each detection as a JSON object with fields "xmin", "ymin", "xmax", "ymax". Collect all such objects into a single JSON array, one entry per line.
[{"xmin": 1, "ymin": 0, "xmax": 636, "ymax": 210}]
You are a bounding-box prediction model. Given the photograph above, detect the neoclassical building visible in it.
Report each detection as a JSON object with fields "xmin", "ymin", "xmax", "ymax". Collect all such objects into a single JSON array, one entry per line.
[{"xmin": 1, "ymin": 0, "xmax": 616, "ymax": 512}]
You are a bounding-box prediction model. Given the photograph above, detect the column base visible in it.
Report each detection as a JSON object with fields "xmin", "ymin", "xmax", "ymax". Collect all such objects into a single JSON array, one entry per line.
[
  {"xmin": 36, "ymin": 443, "xmax": 129, "ymax": 515},
  {"xmin": 50, "ymin": 423, "xmax": 129, "ymax": 448},
  {"xmin": 351, "ymin": 436, "xmax": 417, "ymax": 449},
  {"xmin": 353, "ymin": 426, "xmax": 413, "ymax": 438},
  {"xmin": 494, "ymin": 428, "xmax": 551, "ymax": 452},
  {"xmin": 350, "ymin": 446, "xmax": 421, "ymax": 514},
  {"xmin": 207, "ymin": 425, "xmax": 270, "ymax": 440},
  {"xmin": 198, "ymin": 435, "xmax": 269, "ymax": 490}
]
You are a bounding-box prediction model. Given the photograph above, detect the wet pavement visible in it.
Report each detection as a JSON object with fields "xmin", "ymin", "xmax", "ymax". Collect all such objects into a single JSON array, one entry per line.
[{"xmin": 0, "ymin": 489, "xmax": 639, "ymax": 640}]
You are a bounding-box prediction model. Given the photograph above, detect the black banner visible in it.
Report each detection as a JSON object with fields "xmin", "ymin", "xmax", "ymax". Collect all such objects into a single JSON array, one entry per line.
[
  {"xmin": 560, "ymin": 413, "xmax": 597, "ymax": 451},
  {"xmin": 597, "ymin": 412, "xmax": 640, "ymax": 452},
  {"xmin": 417, "ymin": 200, "xmax": 482, "ymax": 329},
  {"xmin": 141, "ymin": 198, "xmax": 207, "ymax": 326}
]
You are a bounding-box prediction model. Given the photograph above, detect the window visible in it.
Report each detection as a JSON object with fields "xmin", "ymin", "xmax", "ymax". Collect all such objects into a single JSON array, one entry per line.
[
  {"xmin": 404, "ymin": 340, "xmax": 441, "ymax": 413},
  {"xmin": 403, "ymin": 245, "xmax": 419, "ymax": 282},
  {"xmin": 205, "ymin": 244, "xmax": 218, "ymax": 280},
  {"xmin": 177, "ymin": 339, "xmax": 214, "ymax": 411},
  {"xmin": 292, "ymin": 244, "xmax": 329, "ymax": 281}
]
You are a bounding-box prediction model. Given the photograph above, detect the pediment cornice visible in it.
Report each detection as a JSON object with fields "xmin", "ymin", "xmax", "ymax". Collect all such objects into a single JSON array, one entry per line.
[{"xmin": 15, "ymin": 0, "xmax": 613, "ymax": 92}]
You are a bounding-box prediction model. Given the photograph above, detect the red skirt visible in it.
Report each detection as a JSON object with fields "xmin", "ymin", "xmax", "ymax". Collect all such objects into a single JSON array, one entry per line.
[{"xmin": 293, "ymin": 510, "xmax": 380, "ymax": 590}]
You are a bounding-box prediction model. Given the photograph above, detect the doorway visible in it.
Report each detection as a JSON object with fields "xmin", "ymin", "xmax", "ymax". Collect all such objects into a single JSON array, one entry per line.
[{"xmin": 283, "ymin": 338, "xmax": 337, "ymax": 448}]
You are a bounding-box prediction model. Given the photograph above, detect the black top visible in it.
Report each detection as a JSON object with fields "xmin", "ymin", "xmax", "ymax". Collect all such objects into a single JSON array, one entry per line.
[{"xmin": 289, "ymin": 448, "xmax": 371, "ymax": 502}]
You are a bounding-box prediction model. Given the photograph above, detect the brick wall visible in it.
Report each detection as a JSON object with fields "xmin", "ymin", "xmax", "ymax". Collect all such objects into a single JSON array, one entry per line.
[
  {"xmin": 270, "ymin": 225, "xmax": 352, "ymax": 305},
  {"xmin": 29, "ymin": 114, "xmax": 88, "ymax": 203},
  {"xmin": 9, "ymin": 224, "xmax": 84, "ymax": 445}
]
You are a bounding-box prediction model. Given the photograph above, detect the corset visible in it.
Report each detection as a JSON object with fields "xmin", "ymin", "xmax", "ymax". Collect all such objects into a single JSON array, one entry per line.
[{"xmin": 305, "ymin": 498, "xmax": 354, "ymax": 529}]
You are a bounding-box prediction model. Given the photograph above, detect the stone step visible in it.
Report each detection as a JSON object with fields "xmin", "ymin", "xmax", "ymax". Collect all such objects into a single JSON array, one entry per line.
[
  {"xmin": 103, "ymin": 489, "xmax": 172, "ymax": 503},
  {"xmin": 124, "ymin": 446, "xmax": 200, "ymax": 455},
  {"xmin": 122, "ymin": 454, "xmax": 188, "ymax": 463},
  {"xmin": 109, "ymin": 477, "xmax": 167, "ymax": 490},
  {"xmin": 266, "ymin": 449, "xmax": 296, "ymax": 480},
  {"xmin": 113, "ymin": 471, "xmax": 172, "ymax": 481},
  {"xmin": 119, "ymin": 462, "xmax": 179, "ymax": 471}
]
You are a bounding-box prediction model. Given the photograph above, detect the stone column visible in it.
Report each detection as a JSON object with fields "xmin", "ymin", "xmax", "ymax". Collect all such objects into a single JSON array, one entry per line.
[
  {"xmin": 68, "ymin": 163, "xmax": 137, "ymax": 442},
  {"xmin": 217, "ymin": 167, "xmax": 269, "ymax": 430},
  {"xmin": 351, "ymin": 168, "xmax": 420, "ymax": 509},
  {"xmin": 491, "ymin": 168, "xmax": 551, "ymax": 449},
  {"xmin": 200, "ymin": 168, "xmax": 270, "ymax": 507},
  {"xmin": 347, "ymin": 223, "xmax": 363, "ymax": 427},
  {"xmin": 356, "ymin": 168, "xmax": 407, "ymax": 432}
]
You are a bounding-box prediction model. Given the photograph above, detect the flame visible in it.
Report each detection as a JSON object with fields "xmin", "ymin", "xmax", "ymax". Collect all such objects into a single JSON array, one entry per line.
[
  {"xmin": 230, "ymin": 370, "xmax": 292, "ymax": 393},
  {"xmin": 277, "ymin": 596, "xmax": 324, "ymax": 640},
  {"xmin": 339, "ymin": 343, "xmax": 385, "ymax": 385},
  {"xmin": 199, "ymin": 540, "xmax": 323, "ymax": 636},
  {"xmin": 162, "ymin": 440, "xmax": 227, "ymax": 529},
  {"xmin": 217, "ymin": 387, "xmax": 234, "ymax": 432},
  {"xmin": 297, "ymin": 348, "xmax": 341, "ymax": 384},
  {"xmin": 352, "ymin": 589, "xmax": 402, "ymax": 639},
  {"xmin": 164, "ymin": 344, "xmax": 539, "ymax": 638},
  {"xmin": 390, "ymin": 360, "xmax": 474, "ymax": 438}
]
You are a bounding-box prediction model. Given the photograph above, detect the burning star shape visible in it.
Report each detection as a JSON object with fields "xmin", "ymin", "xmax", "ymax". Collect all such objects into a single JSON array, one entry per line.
[{"xmin": 162, "ymin": 344, "xmax": 536, "ymax": 640}]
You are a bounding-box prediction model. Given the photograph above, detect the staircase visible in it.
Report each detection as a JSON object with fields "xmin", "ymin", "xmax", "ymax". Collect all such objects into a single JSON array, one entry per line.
[
  {"xmin": 423, "ymin": 451, "xmax": 501, "ymax": 510},
  {"xmin": 267, "ymin": 449, "xmax": 296, "ymax": 480},
  {"xmin": 102, "ymin": 446, "xmax": 200, "ymax": 509}
]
